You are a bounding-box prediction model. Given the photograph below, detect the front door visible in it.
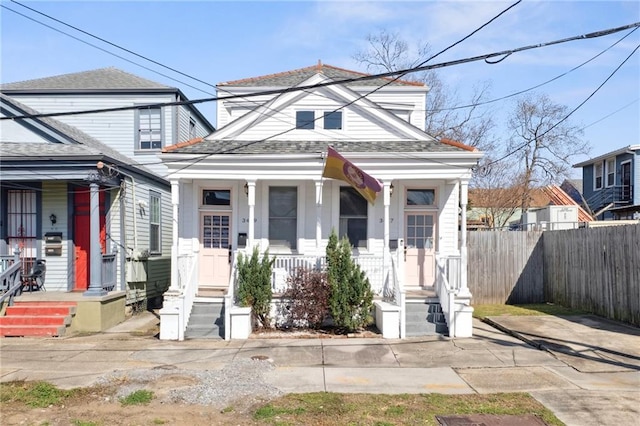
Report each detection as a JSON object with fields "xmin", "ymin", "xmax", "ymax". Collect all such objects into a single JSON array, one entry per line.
[
  {"xmin": 73, "ymin": 188, "xmax": 105, "ymax": 291},
  {"xmin": 199, "ymin": 212, "xmax": 231, "ymax": 287},
  {"xmin": 404, "ymin": 212, "xmax": 436, "ymax": 288}
]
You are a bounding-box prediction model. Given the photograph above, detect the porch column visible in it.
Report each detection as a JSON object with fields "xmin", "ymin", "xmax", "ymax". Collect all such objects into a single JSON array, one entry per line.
[
  {"xmin": 246, "ymin": 180, "xmax": 256, "ymax": 249},
  {"xmin": 383, "ymin": 182, "xmax": 392, "ymax": 284},
  {"xmin": 84, "ymin": 181, "xmax": 106, "ymax": 297},
  {"xmin": 459, "ymin": 180, "xmax": 470, "ymax": 297},
  {"xmin": 315, "ymin": 179, "xmax": 323, "ymax": 253},
  {"xmin": 169, "ymin": 180, "xmax": 180, "ymax": 292}
]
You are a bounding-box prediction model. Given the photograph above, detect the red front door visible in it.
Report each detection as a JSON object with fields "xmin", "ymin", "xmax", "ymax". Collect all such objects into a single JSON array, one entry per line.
[{"xmin": 73, "ymin": 187, "xmax": 106, "ymax": 291}]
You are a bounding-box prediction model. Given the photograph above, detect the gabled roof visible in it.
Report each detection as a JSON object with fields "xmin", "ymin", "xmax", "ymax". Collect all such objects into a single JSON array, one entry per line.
[
  {"xmin": 541, "ymin": 185, "xmax": 593, "ymax": 222},
  {"xmin": 1, "ymin": 67, "xmax": 172, "ymax": 92},
  {"xmin": 219, "ymin": 61, "xmax": 425, "ymax": 88},
  {"xmin": 0, "ymin": 94, "xmax": 159, "ymax": 179}
]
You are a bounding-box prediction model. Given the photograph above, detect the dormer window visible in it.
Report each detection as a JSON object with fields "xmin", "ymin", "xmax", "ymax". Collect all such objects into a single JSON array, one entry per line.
[
  {"xmin": 296, "ymin": 111, "xmax": 315, "ymax": 129},
  {"xmin": 324, "ymin": 111, "xmax": 342, "ymax": 130}
]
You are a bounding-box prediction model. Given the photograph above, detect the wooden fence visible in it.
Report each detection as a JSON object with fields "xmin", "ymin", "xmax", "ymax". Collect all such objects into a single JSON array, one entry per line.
[
  {"xmin": 467, "ymin": 224, "xmax": 640, "ymax": 326},
  {"xmin": 467, "ymin": 231, "xmax": 544, "ymax": 304}
]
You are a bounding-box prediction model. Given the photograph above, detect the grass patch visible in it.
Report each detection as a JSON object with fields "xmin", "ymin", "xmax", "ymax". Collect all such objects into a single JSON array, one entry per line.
[
  {"xmin": 119, "ymin": 389, "xmax": 154, "ymax": 406},
  {"xmin": 71, "ymin": 421, "xmax": 99, "ymax": 426},
  {"xmin": 253, "ymin": 392, "xmax": 564, "ymax": 425},
  {"xmin": 0, "ymin": 381, "xmax": 79, "ymax": 408},
  {"xmin": 473, "ymin": 303, "xmax": 586, "ymax": 319}
]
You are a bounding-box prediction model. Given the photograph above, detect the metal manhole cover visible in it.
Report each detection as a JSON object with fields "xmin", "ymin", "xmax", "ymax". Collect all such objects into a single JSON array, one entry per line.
[
  {"xmin": 436, "ymin": 414, "xmax": 548, "ymax": 426},
  {"xmin": 251, "ymin": 355, "xmax": 270, "ymax": 361}
]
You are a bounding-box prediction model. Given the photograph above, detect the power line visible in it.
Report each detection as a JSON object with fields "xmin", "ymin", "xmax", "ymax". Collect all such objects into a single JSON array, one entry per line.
[
  {"xmin": 3, "ymin": 21, "xmax": 638, "ymax": 122},
  {"xmin": 579, "ymin": 97, "xmax": 639, "ymax": 131}
]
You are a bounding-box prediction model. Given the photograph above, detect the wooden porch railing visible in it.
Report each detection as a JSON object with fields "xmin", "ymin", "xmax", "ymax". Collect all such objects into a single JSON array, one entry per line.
[
  {"xmin": 102, "ymin": 253, "xmax": 117, "ymax": 291},
  {"xmin": 0, "ymin": 249, "xmax": 23, "ymax": 308},
  {"xmin": 435, "ymin": 254, "xmax": 462, "ymax": 337}
]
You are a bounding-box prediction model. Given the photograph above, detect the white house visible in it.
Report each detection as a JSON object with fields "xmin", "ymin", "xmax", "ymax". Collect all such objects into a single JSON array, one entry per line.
[{"xmin": 159, "ymin": 62, "xmax": 483, "ymax": 340}]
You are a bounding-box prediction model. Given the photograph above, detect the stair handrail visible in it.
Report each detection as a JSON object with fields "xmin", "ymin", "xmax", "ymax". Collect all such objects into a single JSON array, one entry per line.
[
  {"xmin": 0, "ymin": 261, "xmax": 23, "ymax": 309},
  {"xmin": 224, "ymin": 249, "xmax": 239, "ymax": 340},
  {"xmin": 435, "ymin": 254, "xmax": 456, "ymax": 337},
  {"xmin": 390, "ymin": 253, "xmax": 406, "ymax": 339}
]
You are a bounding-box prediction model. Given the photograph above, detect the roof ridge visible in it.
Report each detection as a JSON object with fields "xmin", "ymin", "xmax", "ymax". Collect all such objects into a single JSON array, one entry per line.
[{"xmin": 218, "ymin": 63, "xmax": 424, "ymax": 87}]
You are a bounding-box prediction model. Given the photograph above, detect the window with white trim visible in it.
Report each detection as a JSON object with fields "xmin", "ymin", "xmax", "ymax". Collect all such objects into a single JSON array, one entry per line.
[
  {"xmin": 323, "ymin": 111, "xmax": 342, "ymax": 129},
  {"xmin": 606, "ymin": 158, "xmax": 615, "ymax": 187},
  {"xmin": 296, "ymin": 111, "xmax": 314, "ymax": 129},
  {"xmin": 269, "ymin": 187, "xmax": 297, "ymax": 249},
  {"xmin": 339, "ymin": 187, "xmax": 367, "ymax": 248},
  {"xmin": 137, "ymin": 107, "xmax": 163, "ymax": 150},
  {"xmin": 149, "ymin": 191, "xmax": 161, "ymax": 253},
  {"xmin": 594, "ymin": 162, "xmax": 603, "ymax": 190}
]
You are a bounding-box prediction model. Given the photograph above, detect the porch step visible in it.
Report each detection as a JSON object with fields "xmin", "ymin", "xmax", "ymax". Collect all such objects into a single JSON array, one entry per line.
[
  {"xmin": 404, "ymin": 299, "xmax": 448, "ymax": 337},
  {"xmin": 185, "ymin": 301, "xmax": 225, "ymax": 339},
  {"xmin": 0, "ymin": 302, "xmax": 77, "ymax": 337}
]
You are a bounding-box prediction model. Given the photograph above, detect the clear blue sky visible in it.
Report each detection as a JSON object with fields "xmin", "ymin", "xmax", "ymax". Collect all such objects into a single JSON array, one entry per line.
[{"xmin": 1, "ymin": 0, "xmax": 639, "ymax": 169}]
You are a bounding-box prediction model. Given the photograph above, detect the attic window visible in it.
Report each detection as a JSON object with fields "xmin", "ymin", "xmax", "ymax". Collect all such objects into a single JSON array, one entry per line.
[
  {"xmin": 296, "ymin": 111, "xmax": 315, "ymax": 129},
  {"xmin": 324, "ymin": 111, "xmax": 342, "ymax": 130}
]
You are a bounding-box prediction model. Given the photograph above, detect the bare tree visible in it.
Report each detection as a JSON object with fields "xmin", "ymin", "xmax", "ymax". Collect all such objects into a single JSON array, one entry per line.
[
  {"xmin": 353, "ymin": 30, "xmax": 495, "ymax": 152},
  {"xmin": 506, "ymin": 93, "xmax": 589, "ymax": 210}
]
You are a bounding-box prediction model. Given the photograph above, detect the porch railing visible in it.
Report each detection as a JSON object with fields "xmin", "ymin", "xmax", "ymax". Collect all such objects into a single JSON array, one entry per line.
[
  {"xmin": 102, "ymin": 253, "xmax": 117, "ymax": 292},
  {"xmin": 435, "ymin": 254, "xmax": 461, "ymax": 337},
  {"xmin": 270, "ymin": 254, "xmax": 385, "ymax": 295},
  {"xmin": 0, "ymin": 251, "xmax": 23, "ymax": 308},
  {"xmin": 224, "ymin": 250, "xmax": 240, "ymax": 340},
  {"xmin": 390, "ymin": 253, "xmax": 406, "ymax": 338}
]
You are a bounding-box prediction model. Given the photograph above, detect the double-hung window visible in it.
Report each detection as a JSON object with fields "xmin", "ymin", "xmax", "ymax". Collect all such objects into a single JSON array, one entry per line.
[
  {"xmin": 323, "ymin": 111, "xmax": 342, "ymax": 129},
  {"xmin": 594, "ymin": 162, "xmax": 603, "ymax": 190},
  {"xmin": 149, "ymin": 191, "xmax": 161, "ymax": 254},
  {"xmin": 269, "ymin": 187, "xmax": 297, "ymax": 249},
  {"xmin": 606, "ymin": 158, "xmax": 615, "ymax": 187},
  {"xmin": 296, "ymin": 111, "xmax": 315, "ymax": 129},
  {"xmin": 137, "ymin": 107, "xmax": 163, "ymax": 150},
  {"xmin": 339, "ymin": 187, "xmax": 367, "ymax": 248}
]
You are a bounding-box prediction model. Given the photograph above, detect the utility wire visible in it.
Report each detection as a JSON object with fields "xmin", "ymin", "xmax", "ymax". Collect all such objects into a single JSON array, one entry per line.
[
  {"xmin": 3, "ymin": 21, "xmax": 638, "ymax": 122},
  {"xmin": 579, "ymin": 97, "xmax": 639, "ymax": 131}
]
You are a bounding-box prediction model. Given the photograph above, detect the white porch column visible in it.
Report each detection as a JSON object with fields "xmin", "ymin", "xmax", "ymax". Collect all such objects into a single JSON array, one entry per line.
[
  {"xmin": 459, "ymin": 180, "xmax": 470, "ymax": 297},
  {"xmin": 315, "ymin": 179, "xmax": 323, "ymax": 254},
  {"xmin": 169, "ymin": 179, "xmax": 180, "ymax": 292},
  {"xmin": 246, "ymin": 180, "xmax": 256, "ymax": 249},
  {"xmin": 383, "ymin": 182, "xmax": 392, "ymax": 275},
  {"xmin": 84, "ymin": 181, "xmax": 106, "ymax": 297}
]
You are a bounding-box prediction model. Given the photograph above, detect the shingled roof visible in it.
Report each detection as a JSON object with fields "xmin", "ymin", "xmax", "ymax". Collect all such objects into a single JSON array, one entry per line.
[
  {"xmin": 1, "ymin": 67, "xmax": 172, "ymax": 92},
  {"xmin": 162, "ymin": 139, "xmax": 469, "ymax": 155},
  {"xmin": 218, "ymin": 62, "xmax": 425, "ymax": 88}
]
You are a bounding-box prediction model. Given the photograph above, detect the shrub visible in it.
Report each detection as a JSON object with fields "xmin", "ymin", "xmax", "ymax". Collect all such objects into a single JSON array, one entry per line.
[
  {"xmin": 326, "ymin": 230, "xmax": 374, "ymax": 332},
  {"xmin": 282, "ymin": 267, "xmax": 330, "ymax": 329},
  {"xmin": 236, "ymin": 246, "xmax": 275, "ymax": 329}
]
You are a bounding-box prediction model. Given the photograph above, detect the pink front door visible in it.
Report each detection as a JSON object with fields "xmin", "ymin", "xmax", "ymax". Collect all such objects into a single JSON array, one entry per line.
[
  {"xmin": 199, "ymin": 213, "xmax": 231, "ymax": 287},
  {"xmin": 404, "ymin": 212, "xmax": 436, "ymax": 288}
]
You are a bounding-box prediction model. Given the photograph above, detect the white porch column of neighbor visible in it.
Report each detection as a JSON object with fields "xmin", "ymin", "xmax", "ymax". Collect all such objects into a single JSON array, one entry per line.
[
  {"xmin": 315, "ymin": 179, "xmax": 323, "ymax": 253},
  {"xmin": 159, "ymin": 180, "xmax": 182, "ymax": 340},
  {"xmin": 454, "ymin": 179, "xmax": 474, "ymax": 338},
  {"xmin": 246, "ymin": 180, "xmax": 256, "ymax": 249},
  {"xmin": 382, "ymin": 182, "xmax": 392, "ymax": 277},
  {"xmin": 84, "ymin": 181, "xmax": 107, "ymax": 297}
]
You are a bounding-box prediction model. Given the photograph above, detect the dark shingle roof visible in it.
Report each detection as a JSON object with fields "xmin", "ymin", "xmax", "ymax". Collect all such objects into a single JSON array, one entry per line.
[
  {"xmin": 219, "ymin": 62, "xmax": 424, "ymax": 88},
  {"xmin": 1, "ymin": 67, "xmax": 171, "ymax": 91},
  {"xmin": 163, "ymin": 139, "xmax": 466, "ymax": 155}
]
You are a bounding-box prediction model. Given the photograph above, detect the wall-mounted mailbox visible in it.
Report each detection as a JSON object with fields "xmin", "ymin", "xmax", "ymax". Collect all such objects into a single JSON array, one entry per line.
[
  {"xmin": 237, "ymin": 233, "xmax": 247, "ymax": 248},
  {"xmin": 44, "ymin": 232, "xmax": 63, "ymax": 256},
  {"xmin": 389, "ymin": 239, "xmax": 398, "ymax": 250}
]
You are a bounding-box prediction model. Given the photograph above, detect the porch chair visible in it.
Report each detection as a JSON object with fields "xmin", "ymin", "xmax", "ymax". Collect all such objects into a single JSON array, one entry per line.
[{"xmin": 22, "ymin": 259, "xmax": 46, "ymax": 292}]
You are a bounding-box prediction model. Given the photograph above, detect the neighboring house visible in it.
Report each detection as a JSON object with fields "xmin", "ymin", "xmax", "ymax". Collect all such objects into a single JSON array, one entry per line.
[
  {"xmin": 0, "ymin": 68, "xmax": 213, "ymax": 335},
  {"xmin": 158, "ymin": 62, "xmax": 483, "ymax": 340},
  {"xmin": 468, "ymin": 185, "xmax": 592, "ymax": 230},
  {"xmin": 574, "ymin": 145, "xmax": 640, "ymax": 220}
]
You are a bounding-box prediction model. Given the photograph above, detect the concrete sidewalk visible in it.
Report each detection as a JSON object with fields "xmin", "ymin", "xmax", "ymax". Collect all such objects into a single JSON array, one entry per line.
[{"xmin": 1, "ymin": 312, "xmax": 638, "ymax": 426}]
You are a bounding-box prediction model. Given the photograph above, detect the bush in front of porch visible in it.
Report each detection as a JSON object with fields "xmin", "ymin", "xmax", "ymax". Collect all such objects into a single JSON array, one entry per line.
[
  {"xmin": 326, "ymin": 231, "xmax": 374, "ymax": 332},
  {"xmin": 237, "ymin": 247, "xmax": 275, "ymax": 329},
  {"xmin": 282, "ymin": 267, "xmax": 331, "ymax": 329}
]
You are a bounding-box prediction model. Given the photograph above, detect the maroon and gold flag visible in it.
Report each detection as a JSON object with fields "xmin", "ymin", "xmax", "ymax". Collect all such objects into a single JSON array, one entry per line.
[{"xmin": 322, "ymin": 146, "xmax": 382, "ymax": 204}]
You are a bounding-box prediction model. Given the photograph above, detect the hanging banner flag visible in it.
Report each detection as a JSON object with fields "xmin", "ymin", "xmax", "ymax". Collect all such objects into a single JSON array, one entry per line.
[{"xmin": 322, "ymin": 146, "xmax": 382, "ymax": 204}]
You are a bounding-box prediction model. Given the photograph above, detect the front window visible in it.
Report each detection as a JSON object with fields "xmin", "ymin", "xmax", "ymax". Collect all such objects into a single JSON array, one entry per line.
[
  {"xmin": 7, "ymin": 189, "xmax": 37, "ymax": 274},
  {"xmin": 406, "ymin": 189, "xmax": 436, "ymax": 206},
  {"xmin": 339, "ymin": 187, "xmax": 367, "ymax": 248},
  {"xmin": 137, "ymin": 107, "xmax": 162, "ymax": 150},
  {"xmin": 606, "ymin": 158, "xmax": 615, "ymax": 187},
  {"xmin": 149, "ymin": 192, "xmax": 161, "ymax": 254},
  {"xmin": 323, "ymin": 111, "xmax": 342, "ymax": 129},
  {"xmin": 594, "ymin": 162, "xmax": 603, "ymax": 190},
  {"xmin": 296, "ymin": 111, "xmax": 315, "ymax": 129},
  {"xmin": 269, "ymin": 187, "xmax": 297, "ymax": 249}
]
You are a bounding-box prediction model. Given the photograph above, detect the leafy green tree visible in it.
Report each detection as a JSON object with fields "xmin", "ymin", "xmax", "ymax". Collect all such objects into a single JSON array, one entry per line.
[
  {"xmin": 326, "ymin": 230, "xmax": 374, "ymax": 332},
  {"xmin": 236, "ymin": 247, "xmax": 275, "ymax": 329}
]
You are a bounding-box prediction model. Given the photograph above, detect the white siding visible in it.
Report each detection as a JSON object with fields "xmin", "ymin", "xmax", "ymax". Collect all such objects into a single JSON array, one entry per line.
[
  {"xmin": 0, "ymin": 118, "xmax": 50, "ymax": 143},
  {"xmin": 41, "ymin": 181, "xmax": 70, "ymax": 291}
]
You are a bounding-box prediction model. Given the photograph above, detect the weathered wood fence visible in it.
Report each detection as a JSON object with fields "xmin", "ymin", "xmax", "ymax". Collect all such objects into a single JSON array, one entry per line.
[{"xmin": 467, "ymin": 224, "xmax": 640, "ymax": 326}]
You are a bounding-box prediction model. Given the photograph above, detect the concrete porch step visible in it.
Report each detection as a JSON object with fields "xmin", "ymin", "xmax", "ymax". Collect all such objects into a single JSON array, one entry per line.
[
  {"xmin": 404, "ymin": 299, "xmax": 449, "ymax": 337},
  {"xmin": 185, "ymin": 301, "xmax": 225, "ymax": 340},
  {"xmin": 0, "ymin": 301, "xmax": 77, "ymax": 338}
]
